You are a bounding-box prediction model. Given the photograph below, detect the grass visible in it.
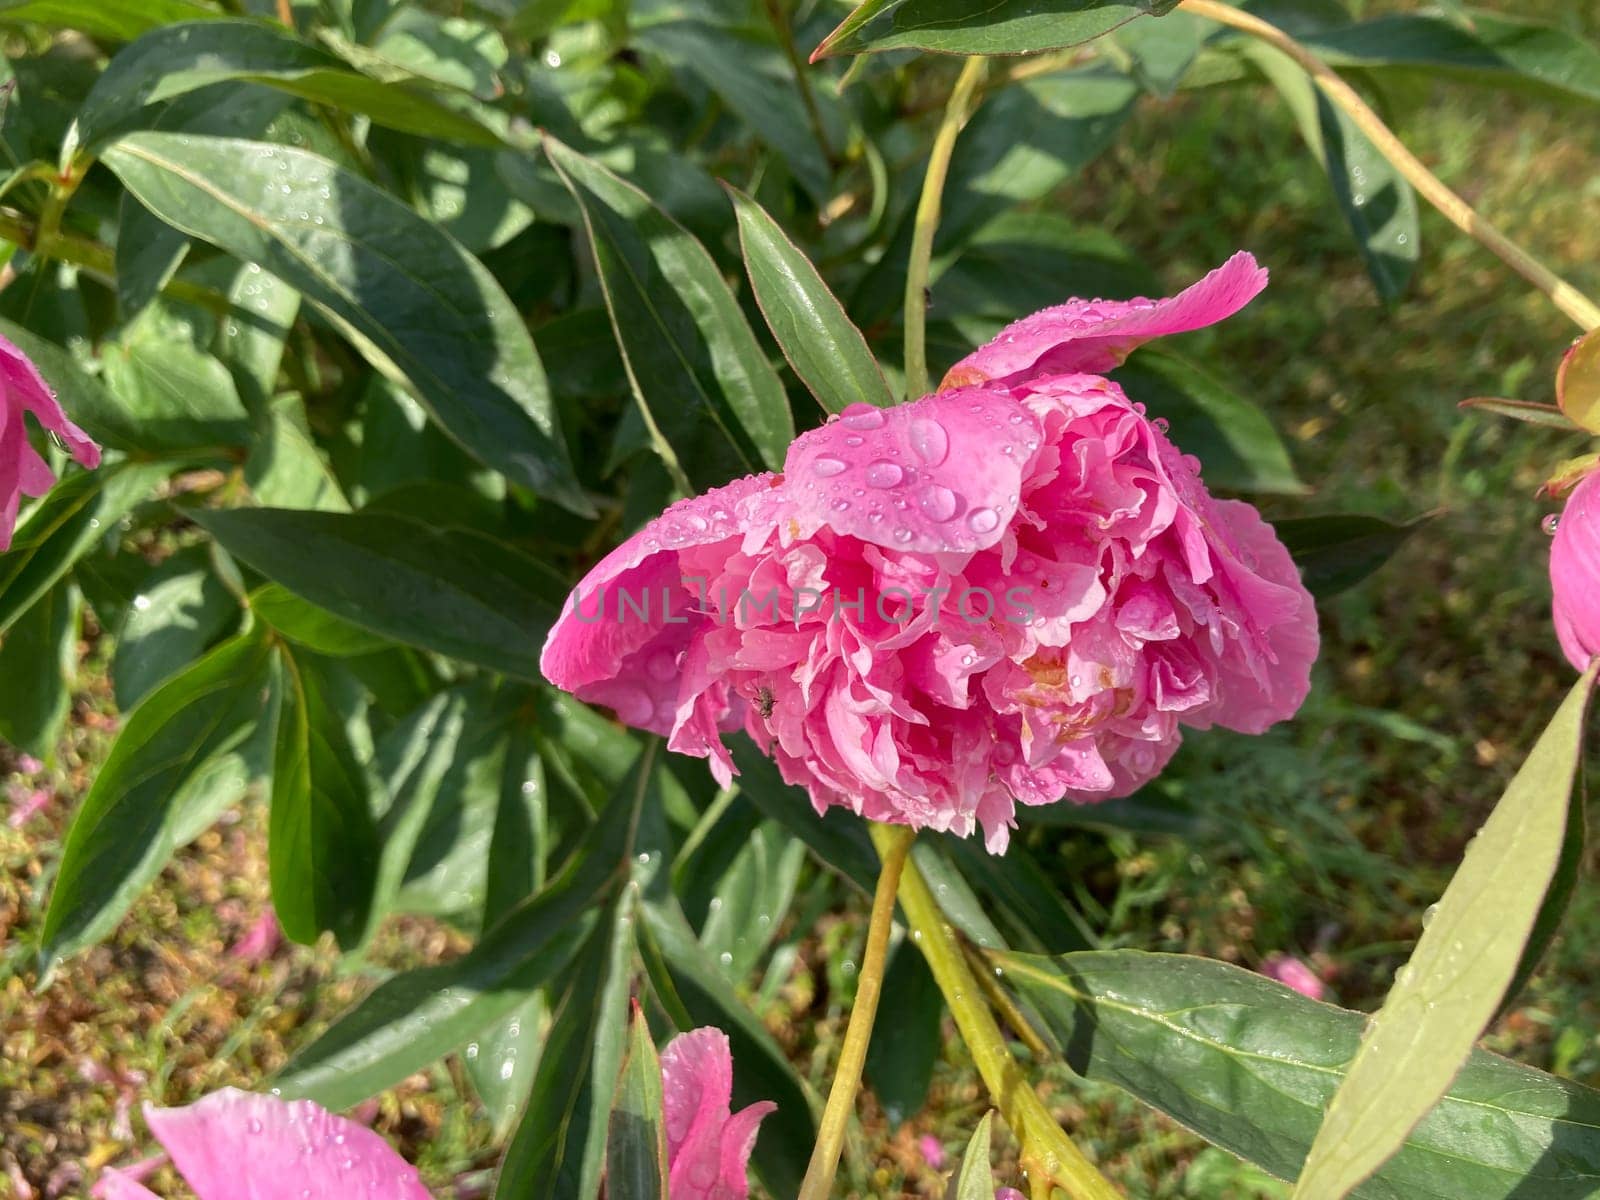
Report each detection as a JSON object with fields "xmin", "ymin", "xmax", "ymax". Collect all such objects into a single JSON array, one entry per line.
[{"xmin": 5, "ymin": 4, "xmax": 1600, "ymax": 1196}]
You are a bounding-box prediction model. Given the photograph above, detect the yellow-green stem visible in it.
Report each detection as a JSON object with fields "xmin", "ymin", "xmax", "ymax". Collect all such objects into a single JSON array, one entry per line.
[
  {"xmin": 797, "ymin": 822, "xmax": 915, "ymax": 1200},
  {"xmin": 874, "ymin": 825, "xmax": 1121, "ymax": 1200},
  {"xmin": 903, "ymin": 55, "xmax": 987, "ymax": 399},
  {"xmin": 1180, "ymin": 0, "xmax": 1600, "ymax": 332}
]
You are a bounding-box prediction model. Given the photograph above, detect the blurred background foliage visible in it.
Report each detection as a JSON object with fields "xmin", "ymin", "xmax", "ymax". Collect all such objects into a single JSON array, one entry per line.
[{"xmin": 0, "ymin": 0, "xmax": 1597, "ymax": 1196}]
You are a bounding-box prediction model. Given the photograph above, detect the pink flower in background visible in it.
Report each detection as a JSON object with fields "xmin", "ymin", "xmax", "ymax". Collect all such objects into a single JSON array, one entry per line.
[
  {"xmin": 1261, "ymin": 953, "xmax": 1325, "ymax": 1001},
  {"xmin": 1550, "ymin": 468, "xmax": 1600, "ymax": 671},
  {"xmin": 660, "ymin": 1027, "xmax": 775, "ymax": 1200},
  {"xmin": 541, "ymin": 253, "xmax": 1318, "ymax": 851},
  {"xmin": 93, "ymin": 1089, "xmax": 430, "ymax": 1200},
  {"xmin": 918, "ymin": 1133, "xmax": 945, "ymax": 1170},
  {"xmin": 0, "ymin": 333, "xmax": 100, "ymax": 551},
  {"xmin": 7, "ymin": 785, "xmax": 52, "ymax": 828},
  {"xmin": 227, "ymin": 910, "xmax": 283, "ymax": 966},
  {"xmin": 995, "ymin": 1189, "xmax": 1028, "ymax": 1200}
]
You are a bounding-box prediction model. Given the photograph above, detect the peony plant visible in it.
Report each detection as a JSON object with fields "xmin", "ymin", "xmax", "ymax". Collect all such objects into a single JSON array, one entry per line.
[{"xmin": 2, "ymin": 1, "xmax": 1600, "ymax": 1198}]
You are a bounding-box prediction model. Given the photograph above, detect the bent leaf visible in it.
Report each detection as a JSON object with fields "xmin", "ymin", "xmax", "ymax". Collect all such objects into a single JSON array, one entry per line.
[
  {"xmin": 1275, "ymin": 512, "xmax": 1427, "ymax": 597},
  {"xmin": 816, "ymin": 0, "xmax": 1178, "ymax": 58},
  {"xmin": 1291, "ymin": 665, "xmax": 1598, "ymax": 1199},
  {"xmin": 607, "ymin": 1006, "xmax": 670, "ymax": 1200}
]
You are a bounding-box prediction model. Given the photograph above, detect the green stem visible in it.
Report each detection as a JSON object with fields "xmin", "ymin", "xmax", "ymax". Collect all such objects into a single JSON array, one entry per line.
[
  {"xmin": 798, "ymin": 822, "xmax": 915, "ymax": 1200},
  {"xmin": 1180, "ymin": 0, "xmax": 1600, "ymax": 332},
  {"xmin": 875, "ymin": 825, "xmax": 1121, "ymax": 1200},
  {"xmin": 903, "ymin": 55, "xmax": 987, "ymax": 400},
  {"xmin": 764, "ymin": 0, "xmax": 834, "ymax": 163}
]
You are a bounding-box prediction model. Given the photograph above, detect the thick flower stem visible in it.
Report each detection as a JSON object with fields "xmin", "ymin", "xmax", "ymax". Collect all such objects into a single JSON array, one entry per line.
[
  {"xmin": 871, "ymin": 825, "xmax": 1122, "ymax": 1200},
  {"xmin": 904, "ymin": 55, "xmax": 988, "ymax": 399},
  {"xmin": 797, "ymin": 822, "xmax": 915, "ymax": 1200},
  {"xmin": 1179, "ymin": 0, "xmax": 1600, "ymax": 333}
]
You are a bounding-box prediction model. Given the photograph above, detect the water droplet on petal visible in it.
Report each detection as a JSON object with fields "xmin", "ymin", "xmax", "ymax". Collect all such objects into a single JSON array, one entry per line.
[
  {"xmin": 840, "ymin": 402, "xmax": 885, "ymax": 430},
  {"xmin": 814, "ymin": 457, "xmax": 848, "ymax": 477},
  {"xmin": 916, "ymin": 485, "xmax": 958, "ymax": 522},
  {"xmin": 967, "ymin": 507, "xmax": 1000, "ymax": 535},
  {"xmin": 1544, "ymin": 513, "xmax": 1561, "ymax": 535},
  {"xmin": 892, "ymin": 527, "xmax": 913, "ymax": 544},
  {"xmin": 866, "ymin": 460, "xmax": 903, "ymax": 488},
  {"xmin": 909, "ymin": 417, "xmax": 949, "ymax": 466}
]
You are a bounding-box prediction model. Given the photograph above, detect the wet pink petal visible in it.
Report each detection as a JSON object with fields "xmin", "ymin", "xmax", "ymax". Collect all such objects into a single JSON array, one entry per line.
[
  {"xmin": 941, "ymin": 252, "xmax": 1268, "ymax": 389},
  {"xmin": 16, "ymin": 753, "xmax": 43, "ymax": 774},
  {"xmin": 91, "ymin": 1156, "xmax": 166, "ymax": 1200},
  {"xmin": 137, "ymin": 1088, "xmax": 431, "ymax": 1200},
  {"xmin": 660, "ymin": 1028, "xmax": 774, "ymax": 1200},
  {"xmin": 0, "ymin": 333, "xmax": 101, "ymax": 552},
  {"xmin": 782, "ymin": 390, "xmax": 1040, "ymax": 555},
  {"xmin": 1551, "ymin": 469, "xmax": 1600, "ymax": 670},
  {"xmin": 1261, "ymin": 954, "xmax": 1325, "ymax": 1001}
]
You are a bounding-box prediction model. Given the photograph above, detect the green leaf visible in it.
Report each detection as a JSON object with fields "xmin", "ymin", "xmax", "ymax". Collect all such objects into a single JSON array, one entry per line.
[
  {"xmin": 606, "ymin": 1005, "xmax": 670, "ymax": 1200},
  {"xmin": 634, "ymin": 21, "xmax": 831, "ymax": 202},
  {"xmin": 1460, "ymin": 396, "xmax": 1581, "ymax": 431},
  {"xmin": 244, "ymin": 399, "xmax": 350, "ymax": 512},
  {"xmin": 943, "ymin": 835, "xmax": 1098, "ymax": 955},
  {"xmin": 1275, "ymin": 512, "xmax": 1426, "ymax": 597},
  {"xmin": 999, "ymin": 948, "xmax": 1600, "ymax": 1199},
  {"xmin": 541, "ymin": 136, "xmax": 794, "ymax": 488},
  {"xmin": 189, "ymin": 507, "xmax": 564, "ymax": 679},
  {"xmin": 1242, "ymin": 42, "xmax": 1418, "ymax": 302},
  {"xmin": 1502, "ymin": 761, "xmax": 1586, "ymax": 1017},
  {"xmin": 276, "ymin": 746, "xmax": 652, "ymax": 1109},
  {"xmin": 101, "ymin": 304, "xmax": 253, "ymax": 452},
  {"xmin": 249, "ymin": 583, "xmax": 388, "ymax": 657},
  {"xmin": 218, "ymin": 263, "xmax": 299, "ymax": 414},
  {"xmin": 0, "ymin": 0, "xmax": 221, "ymax": 41},
  {"xmin": 730, "ymin": 734, "xmax": 878, "ymax": 892},
  {"xmin": 111, "ymin": 547, "xmax": 239, "ymax": 710},
  {"xmin": 866, "ymin": 939, "xmax": 943, "ymax": 1126},
  {"xmin": 0, "ymin": 581, "xmax": 76, "ymax": 757},
  {"xmin": 268, "ymin": 646, "xmax": 381, "ymax": 948},
  {"xmin": 116, "ymin": 193, "xmax": 187, "ymax": 321},
  {"xmin": 697, "ymin": 819, "xmax": 807, "ymax": 981},
  {"xmin": 72, "ymin": 20, "xmax": 499, "ymax": 153},
  {"xmin": 1291, "ymin": 666, "xmax": 1598, "ymax": 1199},
  {"xmin": 815, "ymin": 0, "xmax": 1178, "ymax": 58},
  {"xmin": 99, "ymin": 133, "xmax": 588, "ymax": 512},
  {"xmin": 945, "ymin": 1111, "xmax": 995, "ymax": 1200},
  {"xmin": 495, "ymin": 886, "xmax": 636, "ymax": 1200},
  {"xmin": 1111, "ymin": 349, "xmax": 1307, "ymax": 495},
  {"xmin": 39, "ymin": 627, "xmax": 274, "ymax": 970},
  {"xmin": 1303, "ymin": 12, "xmax": 1600, "ymax": 106},
  {"xmin": 727, "ymin": 184, "xmax": 893, "ymax": 413},
  {"xmin": 0, "ymin": 462, "xmax": 169, "ymax": 637},
  {"xmin": 467, "ymin": 993, "xmax": 547, "ymax": 1141}
]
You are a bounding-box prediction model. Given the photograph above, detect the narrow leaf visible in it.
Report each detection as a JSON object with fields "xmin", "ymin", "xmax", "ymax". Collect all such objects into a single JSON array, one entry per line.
[
  {"xmin": 1275, "ymin": 512, "xmax": 1427, "ymax": 597},
  {"xmin": 1291, "ymin": 665, "xmax": 1598, "ymax": 1199},
  {"xmin": 606, "ymin": 1005, "xmax": 670, "ymax": 1200},
  {"xmin": 727, "ymin": 184, "xmax": 893, "ymax": 413},
  {"xmin": 946, "ymin": 1111, "xmax": 996, "ymax": 1200},
  {"xmin": 0, "ymin": 581, "xmax": 75, "ymax": 756},
  {"xmin": 0, "ymin": 0, "xmax": 220, "ymax": 41},
  {"xmin": 815, "ymin": 0, "xmax": 1177, "ymax": 58}
]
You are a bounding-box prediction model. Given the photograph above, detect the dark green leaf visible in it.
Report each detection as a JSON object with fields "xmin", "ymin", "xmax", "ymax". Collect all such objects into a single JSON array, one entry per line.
[
  {"xmin": 39, "ymin": 628, "xmax": 274, "ymax": 970},
  {"xmin": 269, "ymin": 646, "xmax": 381, "ymax": 948},
  {"xmin": 495, "ymin": 886, "xmax": 636, "ymax": 1200},
  {"xmin": 1242, "ymin": 42, "xmax": 1418, "ymax": 302},
  {"xmin": 250, "ymin": 583, "xmax": 388, "ymax": 657},
  {"xmin": 727, "ymin": 184, "xmax": 893, "ymax": 413},
  {"xmin": 116, "ymin": 193, "xmax": 187, "ymax": 321},
  {"xmin": 1000, "ymin": 948, "xmax": 1600, "ymax": 1199},
  {"xmin": 100, "ymin": 133, "xmax": 589, "ymax": 512},
  {"xmin": 730, "ymin": 734, "xmax": 878, "ymax": 892},
  {"xmin": 0, "ymin": 462, "xmax": 168, "ymax": 637},
  {"xmin": 542, "ymin": 136, "xmax": 794, "ymax": 487},
  {"xmin": 190, "ymin": 507, "xmax": 564, "ymax": 679},
  {"xmin": 944, "ymin": 835, "xmax": 1098, "ymax": 955},
  {"xmin": 816, "ymin": 0, "xmax": 1178, "ymax": 58},
  {"xmin": 1275, "ymin": 512, "xmax": 1427, "ymax": 597},
  {"xmin": 865, "ymin": 939, "xmax": 942, "ymax": 1126},
  {"xmin": 0, "ymin": 581, "xmax": 76, "ymax": 757},
  {"xmin": 1111, "ymin": 349, "xmax": 1306, "ymax": 495},
  {"xmin": 0, "ymin": 0, "xmax": 221, "ymax": 41},
  {"xmin": 1293, "ymin": 667, "xmax": 1597, "ymax": 1199},
  {"xmin": 244, "ymin": 399, "xmax": 350, "ymax": 511},
  {"xmin": 74, "ymin": 20, "xmax": 499, "ymax": 151},
  {"xmin": 111, "ymin": 547, "xmax": 239, "ymax": 710},
  {"xmin": 606, "ymin": 1005, "xmax": 670, "ymax": 1200}
]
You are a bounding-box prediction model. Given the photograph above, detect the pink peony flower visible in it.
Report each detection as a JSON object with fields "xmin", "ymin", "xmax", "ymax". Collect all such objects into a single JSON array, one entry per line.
[
  {"xmin": 0, "ymin": 333, "xmax": 100, "ymax": 551},
  {"xmin": 918, "ymin": 1133, "xmax": 945, "ymax": 1170},
  {"xmin": 1551, "ymin": 468, "xmax": 1600, "ymax": 671},
  {"xmin": 660, "ymin": 1027, "xmax": 775, "ymax": 1200},
  {"xmin": 541, "ymin": 253, "xmax": 1318, "ymax": 851},
  {"xmin": 1261, "ymin": 953, "xmax": 1325, "ymax": 1001},
  {"xmin": 92, "ymin": 1089, "xmax": 430, "ymax": 1200}
]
